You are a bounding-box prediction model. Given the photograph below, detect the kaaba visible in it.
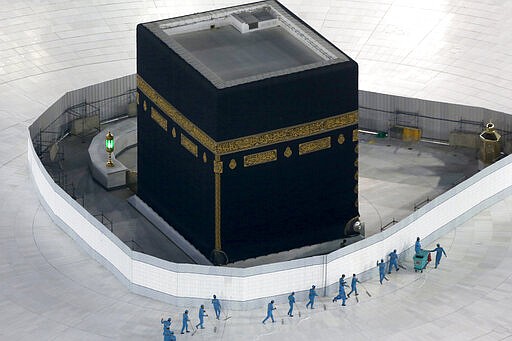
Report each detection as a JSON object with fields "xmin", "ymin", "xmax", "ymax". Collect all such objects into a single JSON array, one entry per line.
[{"xmin": 136, "ymin": 0, "xmax": 359, "ymax": 263}]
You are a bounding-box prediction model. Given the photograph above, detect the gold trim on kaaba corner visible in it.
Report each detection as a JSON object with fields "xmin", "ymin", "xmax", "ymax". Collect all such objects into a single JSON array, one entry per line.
[
  {"xmin": 299, "ymin": 136, "xmax": 331, "ymax": 155},
  {"xmin": 137, "ymin": 75, "xmax": 358, "ymax": 155},
  {"xmin": 203, "ymin": 152, "xmax": 207, "ymax": 163},
  {"xmin": 171, "ymin": 127, "xmax": 177, "ymax": 138},
  {"xmin": 151, "ymin": 108, "xmax": 168, "ymax": 131},
  {"xmin": 213, "ymin": 160, "xmax": 223, "ymax": 174},
  {"xmin": 214, "ymin": 155, "xmax": 222, "ymax": 250},
  {"xmin": 354, "ymin": 159, "xmax": 358, "ymax": 167},
  {"xmin": 229, "ymin": 159, "xmax": 237, "ymax": 170},
  {"xmin": 180, "ymin": 133, "xmax": 198, "ymax": 157},
  {"xmin": 353, "ymin": 129, "xmax": 358, "ymax": 141},
  {"xmin": 355, "ymin": 144, "xmax": 359, "ymax": 153},
  {"xmin": 143, "ymin": 100, "xmax": 147, "ymax": 112},
  {"xmin": 136, "ymin": 92, "xmax": 139, "ymax": 105},
  {"xmin": 354, "ymin": 171, "xmax": 358, "ymax": 180},
  {"xmin": 354, "ymin": 185, "xmax": 358, "ymax": 193},
  {"xmin": 244, "ymin": 149, "xmax": 277, "ymax": 167},
  {"xmin": 338, "ymin": 134, "xmax": 345, "ymax": 145},
  {"xmin": 284, "ymin": 146, "xmax": 292, "ymax": 158}
]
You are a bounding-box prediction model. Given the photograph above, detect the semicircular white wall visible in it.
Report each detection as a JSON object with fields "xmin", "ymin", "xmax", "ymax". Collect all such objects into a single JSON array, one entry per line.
[{"xmin": 28, "ymin": 75, "xmax": 512, "ymax": 310}]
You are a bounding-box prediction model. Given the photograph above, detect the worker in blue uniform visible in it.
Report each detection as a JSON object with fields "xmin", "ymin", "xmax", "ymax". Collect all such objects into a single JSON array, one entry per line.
[
  {"xmin": 287, "ymin": 292, "xmax": 295, "ymax": 317},
  {"xmin": 430, "ymin": 243, "xmax": 447, "ymax": 268},
  {"xmin": 163, "ymin": 327, "xmax": 175, "ymax": 341},
  {"xmin": 180, "ymin": 310, "xmax": 190, "ymax": 334},
  {"xmin": 262, "ymin": 300, "xmax": 276, "ymax": 324},
  {"xmin": 388, "ymin": 249, "xmax": 399, "ymax": 273},
  {"xmin": 195, "ymin": 304, "xmax": 208, "ymax": 330},
  {"xmin": 377, "ymin": 259, "xmax": 386, "ymax": 284},
  {"xmin": 306, "ymin": 285, "xmax": 318, "ymax": 309},
  {"xmin": 415, "ymin": 237, "xmax": 422, "ymax": 254},
  {"xmin": 212, "ymin": 294, "xmax": 221, "ymax": 319},
  {"xmin": 339, "ymin": 274, "xmax": 347, "ymax": 287},
  {"xmin": 347, "ymin": 273, "xmax": 360, "ymax": 298},
  {"xmin": 332, "ymin": 274, "xmax": 348, "ymax": 306},
  {"xmin": 161, "ymin": 317, "xmax": 171, "ymax": 332},
  {"xmin": 163, "ymin": 327, "xmax": 170, "ymax": 341}
]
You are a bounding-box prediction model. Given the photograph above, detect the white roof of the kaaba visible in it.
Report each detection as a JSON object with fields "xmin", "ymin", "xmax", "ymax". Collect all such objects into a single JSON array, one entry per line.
[{"xmin": 143, "ymin": 0, "xmax": 352, "ymax": 88}]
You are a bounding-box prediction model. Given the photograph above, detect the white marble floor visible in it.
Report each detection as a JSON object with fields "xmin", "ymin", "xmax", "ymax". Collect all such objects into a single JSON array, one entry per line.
[{"xmin": 1, "ymin": 1, "xmax": 512, "ymax": 340}]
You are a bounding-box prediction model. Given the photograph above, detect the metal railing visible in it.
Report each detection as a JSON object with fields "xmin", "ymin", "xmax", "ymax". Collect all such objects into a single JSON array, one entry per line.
[
  {"xmin": 358, "ymin": 104, "xmax": 512, "ymax": 143},
  {"xmin": 32, "ymin": 89, "xmax": 136, "ymax": 157},
  {"xmin": 93, "ymin": 212, "xmax": 113, "ymax": 232},
  {"xmin": 124, "ymin": 239, "xmax": 144, "ymax": 252},
  {"xmin": 414, "ymin": 197, "xmax": 431, "ymax": 211},
  {"xmin": 381, "ymin": 218, "xmax": 398, "ymax": 232}
]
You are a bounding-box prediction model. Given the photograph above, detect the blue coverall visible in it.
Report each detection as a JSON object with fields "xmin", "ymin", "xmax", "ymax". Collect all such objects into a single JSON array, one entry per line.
[
  {"xmin": 212, "ymin": 298, "xmax": 221, "ymax": 319},
  {"xmin": 433, "ymin": 246, "xmax": 447, "ymax": 268},
  {"xmin": 163, "ymin": 328, "xmax": 176, "ymax": 341},
  {"xmin": 180, "ymin": 312, "xmax": 190, "ymax": 334},
  {"xmin": 378, "ymin": 261, "xmax": 386, "ymax": 284},
  {"xmin": 163, "ymin": 328, "xmax": 171, "ymax": 341},
  {"xmin": 388, "ymin": 251, "xmax": 399, "ymax": 273},
  {"xmin": 262, "ymin": 302, "xmax": 275, "ymax": 323},
  {"xmin": 347, "ymin": 275, "xmax": 359, "ymax": 297},
  {"xmin": 306, "ymin": 287, "xmax": 318, "ymax": 309},
  {"xmin": 195, "ymin": 307, "xmax": 206, "ymax": 329},
  {"xmin": 415, "ymin": 240, "xmax": 422, "ymax": 254},
  {"xmin": 287, "ymin": 294, "xmax": 295, "ymax": 316},
  {"xmin": 333, "ymin": 281, "xmax": 347, "ymax": 305}
]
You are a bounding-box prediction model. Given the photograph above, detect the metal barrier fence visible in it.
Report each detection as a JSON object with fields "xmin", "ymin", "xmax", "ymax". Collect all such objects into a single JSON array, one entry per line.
[
  {"xmin": 359, "ymin": 91, "xmax": 512, "ymax": 147},
  {"xmin": 30, "ymin": 74, "xmax": 136, "ymax": 157}
]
